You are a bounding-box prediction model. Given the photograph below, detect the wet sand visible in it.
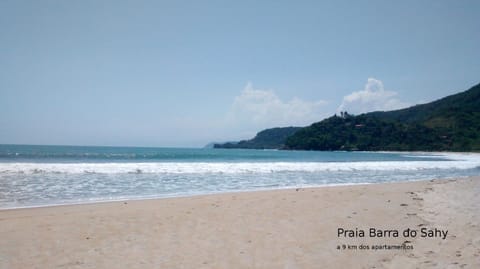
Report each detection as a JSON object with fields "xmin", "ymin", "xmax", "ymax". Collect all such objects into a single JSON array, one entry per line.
[{"xmin": 1, "ymin": 177, "xmax": 479, "ymax": 268}]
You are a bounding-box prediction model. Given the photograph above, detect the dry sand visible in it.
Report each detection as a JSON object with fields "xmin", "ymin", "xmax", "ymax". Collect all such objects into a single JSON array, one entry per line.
[{"xmin": 0, "ymin": 177, "xmax": 479, "ymax": 269}]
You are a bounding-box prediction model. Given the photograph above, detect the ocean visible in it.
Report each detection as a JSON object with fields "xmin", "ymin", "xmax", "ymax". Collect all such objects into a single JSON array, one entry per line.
[{"xmin": 0, "ymin": 144, "xmax": 479, "ymax": 209}]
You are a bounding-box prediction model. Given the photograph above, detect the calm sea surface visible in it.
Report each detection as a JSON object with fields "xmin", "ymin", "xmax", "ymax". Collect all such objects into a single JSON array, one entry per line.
[{"xmin": 0, "ymin": 144, "xmax": 479, "ymax": 208}]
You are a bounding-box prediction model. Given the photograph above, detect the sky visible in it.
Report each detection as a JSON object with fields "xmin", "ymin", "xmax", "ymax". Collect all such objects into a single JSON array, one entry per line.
[{"xmin": 1, "ymin": 0, "xmax": 479, "ymax": 147}]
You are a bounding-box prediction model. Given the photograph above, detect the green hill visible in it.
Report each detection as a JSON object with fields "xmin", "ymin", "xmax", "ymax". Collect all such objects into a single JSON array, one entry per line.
[
  {"xmin": 285, "ymin": 83, "xmax": 480, "ymax": 151},
  {"xmin": 214, "ymin": 127, "xmax": 302, "ymax": 149}
]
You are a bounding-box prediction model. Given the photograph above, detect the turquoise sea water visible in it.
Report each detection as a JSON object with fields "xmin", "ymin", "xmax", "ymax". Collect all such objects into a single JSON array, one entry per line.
[{"xmin": 0, "ymin": 144, "xmax": 479, "ymax": 208}]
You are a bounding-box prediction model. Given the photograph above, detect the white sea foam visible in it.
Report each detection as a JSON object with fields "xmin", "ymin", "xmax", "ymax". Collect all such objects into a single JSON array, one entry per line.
[
  {"xmin": 1, "ymin": 152, "xmax": 479, "ymax": 209},
  {"xmin": 1, "ymin": 153, "xmax": 479, "ymax": 174}
]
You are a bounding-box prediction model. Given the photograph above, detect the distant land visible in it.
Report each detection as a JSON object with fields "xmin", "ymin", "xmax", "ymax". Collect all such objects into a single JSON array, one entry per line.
[
  {"xmin": 214, "ymin": 82, "xmax": 480, "ymax": 151},
  {"xmin": 213, "ymin": 127, "xmax": 301, "ymax": 149}
]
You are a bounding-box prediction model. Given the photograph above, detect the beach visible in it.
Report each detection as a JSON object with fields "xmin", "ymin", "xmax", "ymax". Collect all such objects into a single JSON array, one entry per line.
[{"xmin": 0, "ymin": 177, "xmax": 479, "ymax": 268}]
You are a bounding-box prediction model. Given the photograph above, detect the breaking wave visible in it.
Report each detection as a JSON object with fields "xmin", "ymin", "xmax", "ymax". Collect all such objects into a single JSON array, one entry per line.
[
  {"xmin": 1, "ymin": 152, "xmax": 479, "ymax": 209},
  {"xmin": 0, "ymin": 153, "xmax": 479, "ymax": 175}
]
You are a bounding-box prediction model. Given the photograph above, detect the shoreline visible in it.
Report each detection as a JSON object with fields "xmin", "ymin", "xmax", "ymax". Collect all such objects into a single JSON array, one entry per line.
[
  {"xmin": 1, "ymin": 176, "xmax": 479, "ymax": 268},
  {"xmin": 0, "ymin": 181, "xmax": 377, "ymax": 211},
  {"xmin": 0, "ymin": 175, "xmax": 471, "ymax": 211}
]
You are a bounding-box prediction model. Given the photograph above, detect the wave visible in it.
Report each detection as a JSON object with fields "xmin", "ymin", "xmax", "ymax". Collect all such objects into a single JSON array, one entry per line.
[
  {"xmin": 1, "ymin": 152, "xmax": 479, "ymax": 209},
  {"xmin": 1, "ymin": 154, "xmax": 479, "ymax": 174}
]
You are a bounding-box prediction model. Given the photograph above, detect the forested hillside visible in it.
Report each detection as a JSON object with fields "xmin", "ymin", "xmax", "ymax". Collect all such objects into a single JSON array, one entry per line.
[{"xmin": 285, "ymin": 83, "xmax": 480, "ymax": 151}]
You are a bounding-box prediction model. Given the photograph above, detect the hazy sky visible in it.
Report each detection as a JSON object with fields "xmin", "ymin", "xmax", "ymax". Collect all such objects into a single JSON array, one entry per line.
[{"xmin": 1, "ymin": 0, "xmax": 479, "ymax": 147}]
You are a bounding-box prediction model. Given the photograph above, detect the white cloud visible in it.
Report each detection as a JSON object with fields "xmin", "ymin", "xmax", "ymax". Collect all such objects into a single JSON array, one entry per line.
[
  {"xmin": 337, "ymin": 78, "xmax": 410, "ymax": 114},
  {"xmin": 227, "ymin": 82, "xmax": 327, "ymax": 132}
]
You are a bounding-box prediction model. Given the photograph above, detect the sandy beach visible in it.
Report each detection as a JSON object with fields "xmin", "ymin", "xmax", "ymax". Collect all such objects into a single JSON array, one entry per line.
[{"xmin": 1, "ymin": 177, "xmax": 479, "ymax": 269}]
